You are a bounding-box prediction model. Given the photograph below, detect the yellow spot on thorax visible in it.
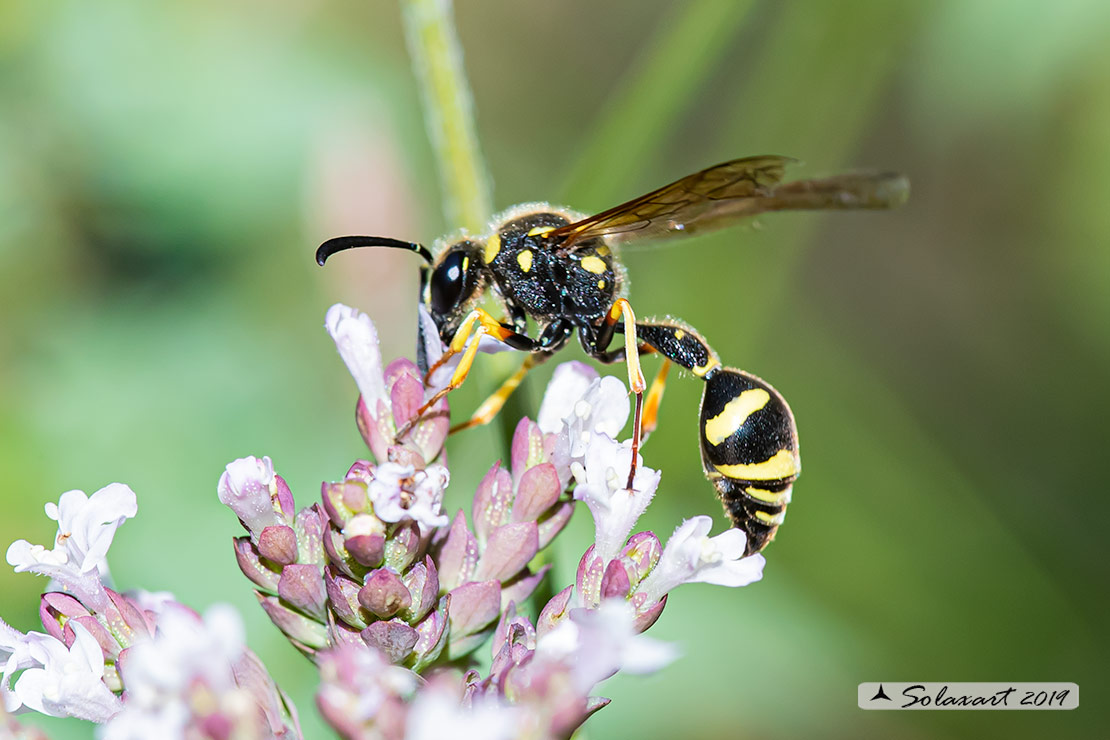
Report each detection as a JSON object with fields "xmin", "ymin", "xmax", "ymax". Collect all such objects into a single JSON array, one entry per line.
[
  {"xmin": 483, "ymin": 234, "xmax": 501, "ymax": 263},
  {"xmin": 596, "ymin": 245, "xmax": 611, "ymax": 257},
  {"xmin": 581, "ymin": 255, "xmax": 607, "ymax": 274},
  {"xmin": 517, "ymin": 250, "xmax": 533, "ymax": 273},
  {"xmin": 714, "ymin": 449, "xmax": 800, "ymax": 482},
  {"xmin": 597, "ymin": 279, "xmax": 606, "ymax": 290},
  {"xmin": 674, "ymin": 329, "xmax": 686, "ymax": 340},
  {"xmin": 527, "ymin": 225, "xmax": 556, "ymax": 237},
  {"xmin": 704, "ymin": 388, "xmax": 771, "ymax": 446}
]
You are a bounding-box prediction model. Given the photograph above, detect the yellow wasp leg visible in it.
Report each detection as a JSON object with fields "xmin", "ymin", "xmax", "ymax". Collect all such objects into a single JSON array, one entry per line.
[
  {"xmin": 449, "ymin": 355, "xmax": 539, "ymax": 435},
  {"xmin": 605, "ymin": 298, "xmax": 648, "ymax": 490},
  {"xmin": 397, "ymin": 307, "xmax": 519, "ymax": 442},
  {"xmin": 641, "ymin": 359, "xmax": 671, "ymax": 441},
  {"xmin": 605, "ymin": 299, "xmax": 647, "ymax": 395},
  {"xmin": 423, "ymin": 307, "xmax": 517, "ymax": 386}
]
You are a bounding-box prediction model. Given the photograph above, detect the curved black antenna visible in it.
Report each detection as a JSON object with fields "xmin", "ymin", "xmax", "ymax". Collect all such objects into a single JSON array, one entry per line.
[{"xmin": 315, "ymin": 236, "xmax": 433, "ymax": 267}]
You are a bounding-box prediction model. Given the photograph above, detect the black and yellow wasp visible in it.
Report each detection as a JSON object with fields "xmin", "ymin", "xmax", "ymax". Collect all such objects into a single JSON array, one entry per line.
[{"xmin": 317, "ymin": 156, "xmax": 908, "ymax": 554}]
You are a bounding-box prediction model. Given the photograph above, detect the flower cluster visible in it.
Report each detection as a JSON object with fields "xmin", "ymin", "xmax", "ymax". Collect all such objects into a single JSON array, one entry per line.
[
  {"xmin": 0, "ymin": 302, "xmax": 767, "ymax": 740},
  {"xmin": 222, "ymin": 304, "xmax": 765, "ymax": 739},
  {"xmin": 2, "ymin": 486, "xmax": 300, "ymax": 738}
]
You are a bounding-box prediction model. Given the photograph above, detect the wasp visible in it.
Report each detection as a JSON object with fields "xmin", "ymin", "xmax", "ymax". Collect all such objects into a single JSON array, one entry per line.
[{"xmin": 317, "ymin": 156, "xmax": 908, "ymax": 554}]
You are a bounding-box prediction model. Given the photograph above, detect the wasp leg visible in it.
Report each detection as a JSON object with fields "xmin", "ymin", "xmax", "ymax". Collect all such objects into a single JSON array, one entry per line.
[
  {"xmin": 423, "ymin": 307, "xmax": 534, "ymax": 387},
  {"xmin": 633, "ymin": 318, "xmax": 721, "ymax": 378},
  {"xmin": 397, "ymin": 308, "xmax": 539, "ymax": 443},
  {"xmin": 449, "ymin": 354, "xmax": 540, "ymax": 435},
  {"xmin": 580, "ymin": 299, "xmax": 648, "ymax": 490},
  {"xmin": 448, "ymin": 317, "xmax": 572, "ymax": 435},
  {"xmin": 641, "ymin": 359, "xmax": 671, "ymax": 441}
]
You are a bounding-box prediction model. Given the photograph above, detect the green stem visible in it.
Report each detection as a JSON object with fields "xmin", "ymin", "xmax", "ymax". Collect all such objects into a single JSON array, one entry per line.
[{"xmin": 401, "ymin": 0, "xmax": 493, "ymax": 232}]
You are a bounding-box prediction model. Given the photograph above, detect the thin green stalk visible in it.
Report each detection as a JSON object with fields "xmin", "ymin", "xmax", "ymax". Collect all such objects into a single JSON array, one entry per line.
[{"xmin": 401, "ymin": 0, "xmax": 492, "ymax": 232}]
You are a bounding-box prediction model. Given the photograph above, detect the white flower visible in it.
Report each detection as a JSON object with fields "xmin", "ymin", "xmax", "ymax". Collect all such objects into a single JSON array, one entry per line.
[
  {"xmin": 217, "ymin": 456, "xmax": 281, "ymax": 537},
  {"xmin": 406, "ymin": 687, "xmax": 522, "ymax": 740},
  {"xmin": 573, "ymin": 434, "xmax": 660, "ymax": 563},
  {"xmin": 637, "ymin": 516, "xmax": 764, "ymax": 603},
  {"xmin": 368, "ymin": 462, "xmax": 414, "ymax": 521},
  {"xmin": 369, "ymin": 463, "xmax": 450, "ymax": 531},
  {"xmin": 101, "ymin": 604, "xmax": 245, "ymax": 739},
  {"xmin": 409, "ymin": 464, "xmax": 451, "ymax": 531},
  {"xmin": 536, "ymin": 600, "xmax": 678, "ymax": 693},
  {"xmin": 11, "ymin": 623, "xmax": 121, "ymax": 722},
  {"xmin": 537, "ymin": 362, "xmax": 599, "ymax": 434},
  {"xmin": 326, "ymin": 303, "xmax": 387, "ymax": 410},
  {"xmin": 1, "ymin": 618, "xmax": 32, "ymax": 713},
  {"xmin": 6, "ymin": 484, "xmax": 137, "ymax": 610},
  {"xmin": 538, "ymin": 363, "xmax": 629, "ymax": 461}
]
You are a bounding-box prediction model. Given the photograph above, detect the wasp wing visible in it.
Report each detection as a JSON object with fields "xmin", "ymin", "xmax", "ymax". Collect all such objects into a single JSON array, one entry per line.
[{"xmin": 543, "ymin": 156, "xmax": 908, "ymax": 251}]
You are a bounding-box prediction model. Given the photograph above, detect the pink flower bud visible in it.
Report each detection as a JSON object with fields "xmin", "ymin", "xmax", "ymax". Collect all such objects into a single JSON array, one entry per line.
[
  {"xmin": 358, "ymin": 569, "xmax": 412, "ymax": 619},
  {"xmin": 474, "ymin": 522, "xmax": 538, "ymax": 583},
  {"xmin": 361, "ymin": 619, "xmax": 418, "ymax": 664},
  {"xmin": 383, "ymin": 521, "xmax": 421, "ymax": 572},
  {"xmin": 233, "ymin": 537, "xmax": 281, "ymax": 593},
  {"xmin": 321, "ymin": 481, "xmax": 359, "ymax": 527},
  {"xmin": 632, "ymin": 594, "xmax": 667, "ymax": 633},
  {"xmin": 600, "ymin": 560, "xmax": 631, "ymax": 600},
  {"xmin": 296, "ymin": 505, "xmax": 327, "ymax": 566},
  {"xmin": 258, "ymin": 525, "xmax": 298, "ymax": 565},
  {"xmin": 104, "ymin": 589, "xmax": 154, "ymax": 647},
  {"xmin": 324, "ymin": 566, "xmax": 366, "ymax": 629},
  {"xmin": 39, "ymin": 592, "xmax": 90, "ymax": 641},
  {"xmin": 492, "ymin": 603, "xmax": 536, "ymax": 657},
  {"xmin": 273, "ymin": 474, "xmax": 296, "ymax": 520},
  {"xmin": 67, "ymin": 615, "xmax": 119, "ymax": 660},
  {"xmin": 446, "ymin": 580, "xmax": 500, "ymax": 640},
  {"xmin": 356, "ymin": 395, "xmax": 394, "ymax": 463},
  {"xmin": 472, "ymin": 463, "xmax": 513, "ymax": 545},
  {"xmin": 386, "ymin": 359, "xmax": 449, "ymax": 462},
  {"xmin": 278, "ymin": 564, "xmax": 327, "ymax": 621},
  {"xmin": 345, "ymin": 460, "xmax": 375, "ymax": 483},
  {"xmin": 323, "ymin": 526, "xmax": 359, "ymax": 578},
  {"xmin": 618, "ymin": 531, "xmax": 661, "ymax": 586},
  {"xmin": 345, "ymin": 532, "xmax": 386, "ymax": 568},
  {"xmin": 411, "ymin": 601, "xmax": 450, "ymax": 670},
  {"xmin": 400, "ymin": 556, "xmax": 439, "ymax": 624},
  {"xmin": 510, "ymin": 418, "xmax": 546, "ymax": 487},
  {"xmin": 388, "ymin": 361, "xmax": 424, "ymax": 428},
  {"xmin": 257, "ymin": 594, "xmax": 329, "ymax": 653},
  {"xmin": 575, "ymin": 546, "xmax": 605, "ymax": 609},
  {"xmin": 436, "ymin": 511, "xmax": 478, "ymax": 590},
  {"xmin": 511, "ymin": 463, "xmax": 560, "ymax": 523}
]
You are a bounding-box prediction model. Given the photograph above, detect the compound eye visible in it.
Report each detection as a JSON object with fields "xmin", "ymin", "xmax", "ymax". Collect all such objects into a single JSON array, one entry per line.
[{"xmin": 430, "ymin": 250, "xmax": 468, "ymax": 316}]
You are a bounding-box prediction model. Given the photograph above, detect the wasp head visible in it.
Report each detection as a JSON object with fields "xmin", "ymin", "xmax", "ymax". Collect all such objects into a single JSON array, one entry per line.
[{"xmin": 421, "ymin": 239, "xmax": 486, "ymax": 343}]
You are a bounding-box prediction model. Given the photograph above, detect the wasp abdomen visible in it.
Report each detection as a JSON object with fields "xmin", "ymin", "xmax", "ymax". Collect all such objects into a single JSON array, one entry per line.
[{"xmin": 699, "ymin": 368, "xmax": 800, "ymax": 555}]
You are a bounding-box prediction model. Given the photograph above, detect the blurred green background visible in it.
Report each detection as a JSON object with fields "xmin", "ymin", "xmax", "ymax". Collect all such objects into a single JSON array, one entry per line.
[{"xmin": 2, "ymin": 0, "xmax": 1107, "ymax": 737}]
